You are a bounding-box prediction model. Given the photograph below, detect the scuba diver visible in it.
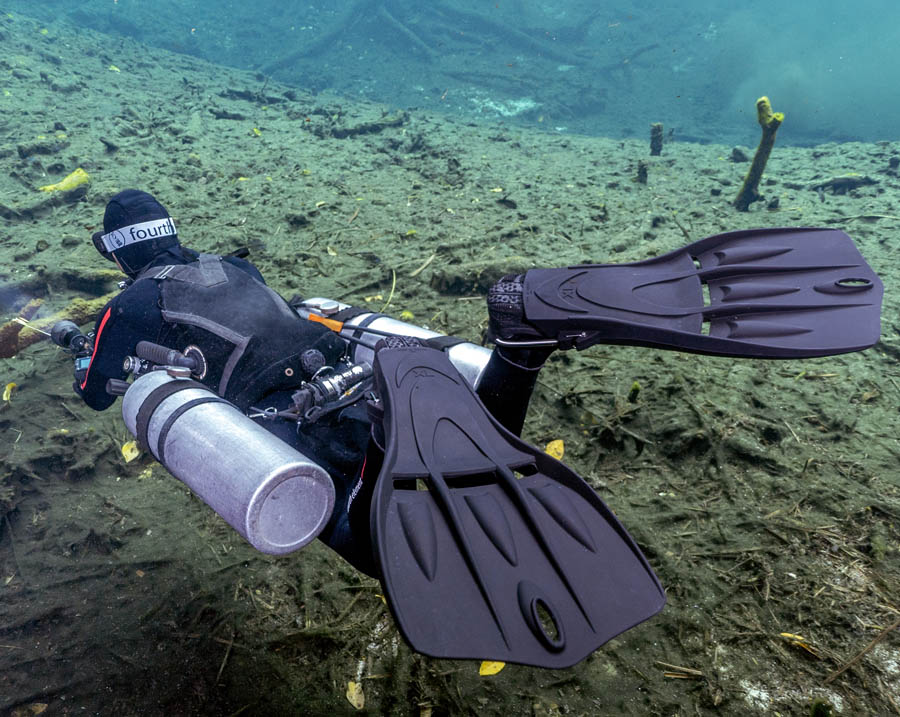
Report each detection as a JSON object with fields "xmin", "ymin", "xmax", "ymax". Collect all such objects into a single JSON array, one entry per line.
[{"xmin": 64, "ymin": 188, "xmax": 883, "ymax": 669}]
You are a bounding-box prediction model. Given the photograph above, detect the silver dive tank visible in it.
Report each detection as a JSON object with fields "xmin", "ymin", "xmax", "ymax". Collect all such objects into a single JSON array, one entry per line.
[
  {"xmin": 121, "ymin": 370, "xmax": 335, "ymax": 556},
  {"xmin": 296, "ymin": 298, "xmax": 493, "ymax": 389}
]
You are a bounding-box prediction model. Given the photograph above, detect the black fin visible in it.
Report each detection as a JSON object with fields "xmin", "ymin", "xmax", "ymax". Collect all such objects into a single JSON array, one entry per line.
[
  {"xmin": 370, "ymin": 346, "xmax": 665, "ymax": 668},
  {"xmin": 520, "ymin": 227, "xmax": 882, "ymax": 357}
]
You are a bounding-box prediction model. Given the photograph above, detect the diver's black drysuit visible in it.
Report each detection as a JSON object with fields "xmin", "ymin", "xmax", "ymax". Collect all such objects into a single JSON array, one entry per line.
[{"xmin": 76, "ymin": 246, "xmax": 542, "ymax": 573}]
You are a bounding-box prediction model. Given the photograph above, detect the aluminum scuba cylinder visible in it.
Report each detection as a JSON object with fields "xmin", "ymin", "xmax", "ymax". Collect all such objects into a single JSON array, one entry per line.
[
  {"xmin": 295, "ymin": 298, "xmax": 493, "ymax": 389},
  {"xmin": 121, "ymin": 370, "xmax": 335, "ymax": 555}
]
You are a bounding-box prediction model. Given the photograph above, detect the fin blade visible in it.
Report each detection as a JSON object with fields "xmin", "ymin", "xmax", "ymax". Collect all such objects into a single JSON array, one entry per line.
[
  {"xmin": 465, "ymin": 492, "xmax": 519, "ymax": 566},
  {"xmin": 529, "ymin": 482, "xmax": 597, "ymax": 553},
  {"xmin": 372, "ymin": 347, "xmax": 665, "ymax": 668},
  {"xmin": 720, "ymin": 282, "xmax": 801, "ymax": 301},
  {"xmin": 723, "ymin": 319, "xmax": 812, "ymax": 340},
  {"xmin": 710, "ymin": 244, "xmax": 791, "ymax": 265},
  {"xmin": 397, "ymin": 500, "xmax": 439, "ymax": 581},
  {"xmin": 523, "ymin": 227, "xmax": 882, "ymax": 357}
]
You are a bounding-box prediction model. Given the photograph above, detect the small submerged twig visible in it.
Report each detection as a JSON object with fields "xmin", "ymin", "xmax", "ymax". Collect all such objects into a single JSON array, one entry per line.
[
  {"xmin": 825, "ymin": 615, "xmax": 900, "ymax": 684},
  {"xmin": 824, "ymin": 214, "xmax": 900, "ymax": 223},
  {"xmin": 409, "ymin": 253, "xmax": 435, "ymax": 278},
  {"xmin": 378, "ymin": 269, "xmax": 397, "ymax": 313},
  {"xmin": 3, "ymin": 514, "xmax": 28, "ymax": 586},
  {"xmin": 671, "ymin": 212, "xmax": 692, "ymax": 241},
  {"xmin": 216, "ymin": 631, "xmax": 235, "ymax": 684},
  {"xmin": 657, "ymin": 660, "xmax": 704, "ymax": 679}
]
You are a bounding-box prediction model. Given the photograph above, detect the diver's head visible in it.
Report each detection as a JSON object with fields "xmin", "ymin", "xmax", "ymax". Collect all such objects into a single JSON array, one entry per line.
[{"xmin": 92, "ymin": 189, "xmax": 179, "ymax": 276}]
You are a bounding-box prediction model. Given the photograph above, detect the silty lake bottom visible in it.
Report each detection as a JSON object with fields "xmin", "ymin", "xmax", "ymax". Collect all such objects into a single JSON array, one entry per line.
[{"xmin": 1, "ymin": 9, "xmax": 899, "ymax": 716}]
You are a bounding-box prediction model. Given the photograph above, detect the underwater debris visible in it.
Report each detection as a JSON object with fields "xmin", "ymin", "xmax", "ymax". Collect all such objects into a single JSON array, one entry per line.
[
  {"xmin": 650, "ymin": 122, "xmax": 664, "ymax": 156},
  {"xmin": 779, "ymin": 632, "xmax": 822, "ymax": 659},
  {"xmin": 734, "ymin": 96, "xmax": 783, "ymax": 212},
  {"xmin": 210, "ymin": 107, "xmax": 247, "ymax": 121},
  {"xmin": 636, "ymin": 159, "xmax": 649, "ymax": 184},
  {"xmin": 468, "ymin": 93, "xmax": 540, "ymax": 119},
  {"xmin": 0, "ymin": 292, "xmax": 115, "ymax": 359},
  {"xmin": 378, "ymin": 4, "xmax": 435, "ymax": 62},
  {"xmin": 17, "ymin": 136, "xmax": 70, "ymax": 159},
  {"xmin": 810, "ymin": 175, "xmax": 877, "ymax": 198},
  {"xmin": 121, "ymin": 440, "xmax": 140, "ymax": 463},
  {"xmin": 478, "ymin": 660, "xmax": 505, "ymax": 675},
  {"xmin": 730, "ymin": 146, "xmax": 750, "ymax": 162},
  {"xmin": 0, "ymin": 298, "xmax": 43, "ymax": 359},
  {"xmin": 545, "ymin": 439, "xmax": 565, "ymax": 460},
  {"xmin": 313, "ymin": 110, "xmax": 408, "ymax": 139},
  {"xmin": 98, "ymin": 136, "xmax": 119, "ymax": 153},
  {"xmin": 345, "ymin": 680, "xmax": 365, "ymax": 710}
]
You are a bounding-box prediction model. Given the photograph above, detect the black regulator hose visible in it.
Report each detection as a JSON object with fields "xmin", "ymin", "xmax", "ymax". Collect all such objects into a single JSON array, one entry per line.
[{"xmin": 135, "ymin": 341, "xmax": 200, "ymax": 372}]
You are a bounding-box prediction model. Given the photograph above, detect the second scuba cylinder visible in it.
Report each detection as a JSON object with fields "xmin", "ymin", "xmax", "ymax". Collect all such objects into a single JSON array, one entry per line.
[
  {"xmin": 296, "ymin": 298, "xmax": 493, "ymax": 389},
  {"xmin": 121, "ymin": 371, "xmax": 335, "ymax": 555}
]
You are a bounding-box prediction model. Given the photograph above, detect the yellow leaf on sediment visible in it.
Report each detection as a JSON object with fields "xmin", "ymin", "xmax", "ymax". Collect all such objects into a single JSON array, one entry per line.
[
  {"xmin": 121, "ymin": 440, "xmax": 140, "ymax": 463},
  {"xmin": 544, "ymin": 439, "xmax": 564, "ymax": 460},
  {"xmin": 345, "ymin": 681, "xmax": 365, "ymax": 710},
  {"xmin": 479, "ymin": 660, "xmax": 505, "ymax": 675},
  {"xmin": 38, "ymin": 167, "xmax": 90, "ymax": 193}
]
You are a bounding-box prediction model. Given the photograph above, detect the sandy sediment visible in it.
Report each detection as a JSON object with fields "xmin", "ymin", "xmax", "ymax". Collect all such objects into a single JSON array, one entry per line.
[{"xmin": 1, "ymin": 10, "xmax": 898, "ymax": 716}]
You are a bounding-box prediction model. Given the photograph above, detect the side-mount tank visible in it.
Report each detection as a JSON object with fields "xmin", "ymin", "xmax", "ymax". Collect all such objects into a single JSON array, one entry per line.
[{"xmin": 122, "ymin": 370, "xmax": 335, "ymax": 555}]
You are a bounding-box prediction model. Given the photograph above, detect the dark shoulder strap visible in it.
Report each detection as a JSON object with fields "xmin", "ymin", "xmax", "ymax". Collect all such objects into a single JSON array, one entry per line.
[{"xmin": 141, "ymin": 253, "xmax": 228, "ymax": 288}]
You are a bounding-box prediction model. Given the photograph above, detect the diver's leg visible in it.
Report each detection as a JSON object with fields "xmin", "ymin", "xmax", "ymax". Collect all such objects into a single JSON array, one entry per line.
[
  {"xmin": 478, "ymin": 274, "xmax": 554, "ymax": 436},
  {"xmin": 476, "ymin": 350, "xmax": 544, "ymax": 436}
]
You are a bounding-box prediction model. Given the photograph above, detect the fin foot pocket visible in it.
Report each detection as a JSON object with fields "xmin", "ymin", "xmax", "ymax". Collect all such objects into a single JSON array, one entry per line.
[{"xmin": 370, "ymin": 346, "xmax": 665, "ymax": 668}]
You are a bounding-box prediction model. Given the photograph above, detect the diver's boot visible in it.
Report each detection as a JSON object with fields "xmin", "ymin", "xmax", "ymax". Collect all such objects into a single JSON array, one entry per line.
[
  {"xmin": 481, "ymin": 274, "xmax": 555, "ymax": 435},
  {"xmin": 486, "ymin": 273, "xmax": 555, "ymax": 366}
]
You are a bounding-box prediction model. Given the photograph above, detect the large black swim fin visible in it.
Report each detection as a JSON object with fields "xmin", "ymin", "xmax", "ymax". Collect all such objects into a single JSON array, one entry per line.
[
  {"xmin": 494, "ymin": 227, "xmax": 882, "ymax": 358},
  {"xmin": 369, "ymin": 345, "xmax": 665, "ymax": 668}
]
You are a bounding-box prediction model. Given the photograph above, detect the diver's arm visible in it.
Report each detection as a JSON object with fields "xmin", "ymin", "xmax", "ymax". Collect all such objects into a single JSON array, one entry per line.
[
  {"xmin": 74, "ymin": 297, "xmax": 124, "ymax": 411},
  {"xmin": 75, "ymin": 282, "xmax": 165, "ymax": 411}
]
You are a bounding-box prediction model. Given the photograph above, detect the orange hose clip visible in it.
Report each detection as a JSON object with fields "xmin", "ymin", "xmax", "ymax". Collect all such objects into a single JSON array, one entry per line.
[{"xmin": 306, "ymin": 313, "xmax": 345, "ymax": 333}]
